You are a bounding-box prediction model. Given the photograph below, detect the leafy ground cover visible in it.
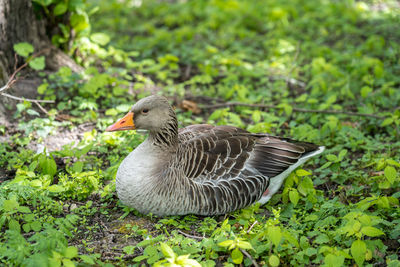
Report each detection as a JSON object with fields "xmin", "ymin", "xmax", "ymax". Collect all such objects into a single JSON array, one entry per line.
[{"xmin": 1, "ymin": 0, "xmax": 400, "ymax": 266}]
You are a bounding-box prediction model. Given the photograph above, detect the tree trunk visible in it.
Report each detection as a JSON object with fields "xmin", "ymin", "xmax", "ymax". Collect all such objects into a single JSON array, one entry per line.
[{"xmin": 0, "ymin": 0, "xmax": 82, "ymax": 124}]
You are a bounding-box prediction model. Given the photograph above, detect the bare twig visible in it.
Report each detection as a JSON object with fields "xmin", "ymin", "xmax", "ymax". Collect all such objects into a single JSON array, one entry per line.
[
  {"xmin": 240, "ymin": 248, "xmax": 259, "ymax": 267},
  {"xmin": 1, "ymin": 93, "xmax": 54, "ymax": 103},
  {"xmin": 34, "ymin": 102, "xmax": 49, "ymax": 115},
  {"xmin": 202, "ymin": 102, "xmax": 385, "ymax": 119},
  {"xmin": 247, "ymin": 220, "xmax": 258, "ymax": 234},
  {"xmin": 1, "ymin": 49, "xmax": 52, "ymax": 107},
  {"xmin": 177, "ymin": 230, "xmax": 204, "ymax": 240}
]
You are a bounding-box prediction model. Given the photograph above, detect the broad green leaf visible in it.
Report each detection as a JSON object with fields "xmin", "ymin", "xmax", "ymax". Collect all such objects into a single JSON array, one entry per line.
[
  {"xmin": 91, "ymin": 33, "xmax": 111, "ymax": 46},
  {"xmin": 296, "ymin": 169, "xmax": 311, "ymax": 176},
  {"xmin": 54, "ymin": 3, "xmax": 68, "ymax": 16},
  {"xmin": 62, "ymin": 259, "xmax": 75, "ymax": 267},
  {"xmin": 361, "ymin": 226, "xmax": 384, "ymax": 237},
  {"xmin": 381, "ymin": 117, "xmax": 394, "ymax": 127},
  {"xmin": 252, "ymin": 110, "xmax": 261, "ymax": 123},
  {"xmin": 72, "ymin": 161, "xmax": 84, "ymax": 173},
  {"xmin": 176, "ymin": 255, "xmax": 201, "ymax": 267},
  {"xmin": 360, "ymin": 86, "xmax": 372, "ymax": 98},
  {"xmin": 13, "ymin": 42, "xmax": 34, "ymax": 57},
  {"xmin": 31, "ymin": 221, "xmax": 42, "ymax": 232},
  {"xmin": 326, "ymin": 154, "xmax": 337, "ymax": 162},
  {"xmin": 80, "ymin": 255, "xmax": 95, "ymax": 264},
  {"xmin": 338, "ymin": 149, "xmax": 348, "ymax": 160},
  {"xmin": 298, "ymin": 177, "xmax": 314, "ymax": 196},
  {"xmin": 22, "ymin": 223, "xmax": 31, "ymax": 233},
  {"xmin": 9, "ymin": 219, "xmax": 21, "ymax": 232},
  {"xmin": 269, "ymin": 254, "xmax": 280, "ymax": 267},
  {"xmin": 351, "ymin": 239, "xmax": 366, "ymax": 266},
  {"xmin": 324, "ymin": 253, "xmax": 344, "ymax": 267},
  {"xmin": 289, "ymin": 189, "xmax": 299, "ymax": 206},
  {"xmin": 268, "ymin": 226, "xmax": 282, "ymax": 247},
  {"xmin": 237, "ymin": 240, "xmax": 253, "ymax": 250},
  {"xmin": 64, "ymin": 246, "xmax": 78, "ymax": 259},
  {"xmin": 3, "ymin": 199, "xmax": 19, "ymax": 211},
  {"xmin": 70, "ymin": 13, "xmax": 89, "ymax": 32},
  {"xmin": 48, "ymin": 185, "xmax": 65, "ymax": 193},
  {"xmin": 384, "ymin": 166, "xmax": 397, "ymax": 184},
  {"xmin": 29, "ymin": 56, "xmax": 45, "ymax": 70},
  {"xmin": 218, "ymin": 240, "xmax": 234, "ymax": 247},
  {"xmin": 39, "ymin": 154, "xmax": 57, "ymax": 177},
  {"xmin": 231, "ymin": 247, "xmax": 243, "ymax": 264},
  {"xmin": 386, "ymin": 159, "xmax": 400, "ymax": 167},
  {"xmin": 37, "ymin": 83, "xmax": 48, "ymax": 94},
  {"xmin": 160, "ymin": 243, "xmax": 175, "ymax": 259}
]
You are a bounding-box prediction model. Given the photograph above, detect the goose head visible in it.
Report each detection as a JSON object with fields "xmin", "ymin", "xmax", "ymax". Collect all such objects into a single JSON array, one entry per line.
[{"xmin": 105, "ymin": 95, "xmax": 177, "ymax": 134}]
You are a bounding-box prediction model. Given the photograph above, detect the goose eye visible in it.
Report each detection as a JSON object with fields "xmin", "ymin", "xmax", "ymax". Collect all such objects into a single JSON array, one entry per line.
[{"xmin": 141, "ymin": 109, "xmax": 149, "ymax": 114}]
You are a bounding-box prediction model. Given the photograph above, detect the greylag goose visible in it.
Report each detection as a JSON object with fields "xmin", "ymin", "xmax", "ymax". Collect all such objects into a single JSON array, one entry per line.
[{"xmin": 106, "ymin": 95, "xmax": 324, "ymax": 216}]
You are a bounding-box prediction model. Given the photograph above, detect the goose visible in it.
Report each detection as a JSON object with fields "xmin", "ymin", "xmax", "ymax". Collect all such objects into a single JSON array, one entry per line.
[{"xmin": 106, "ymin": 95, "xmax": 324, "ymax": 216}]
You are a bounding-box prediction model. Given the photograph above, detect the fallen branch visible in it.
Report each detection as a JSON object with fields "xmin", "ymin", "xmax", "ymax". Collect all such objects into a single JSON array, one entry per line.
[
  {"xmin": 1, "ymin": 49, "xmax": 54, "ymax": 112},
  {"xmin": 1, "ymin": 92, "xmax": 54, "ymax": 103},
  {"xmin": 240, "ymin": 248, "xmax": 259, "ymax": 267},
  {"xmin": 247, "ymin": 220, "xmax": 258, "ymax": 234},
  {"xmin": 202, "ymin": 102, "xmax": 384, "ymax": 119},
  {"xmin": 177, "ymin": 230, "xmax": 204, "ymax": 240}
]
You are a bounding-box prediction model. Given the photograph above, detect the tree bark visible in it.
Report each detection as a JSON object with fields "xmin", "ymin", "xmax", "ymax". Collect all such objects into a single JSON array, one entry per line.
[{"xmin": 0, "ymin": 0, "xmax": 82, "ymax": 124}]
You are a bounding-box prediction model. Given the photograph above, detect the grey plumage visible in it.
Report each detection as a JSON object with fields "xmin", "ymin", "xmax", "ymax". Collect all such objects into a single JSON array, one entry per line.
[{"xmin": 107, "ymin": 95, "xmax": 324, "ymax": 216}]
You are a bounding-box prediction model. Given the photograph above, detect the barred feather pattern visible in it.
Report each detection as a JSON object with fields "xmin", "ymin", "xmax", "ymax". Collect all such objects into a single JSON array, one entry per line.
[{"xmin": 115, "ymin": 95, "xmax": 322, "ymax": 216}]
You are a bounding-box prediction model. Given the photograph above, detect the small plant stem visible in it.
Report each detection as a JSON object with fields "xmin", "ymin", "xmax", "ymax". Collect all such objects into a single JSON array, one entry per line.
[
  {"xmin": 240, "ymin": 248, "xmax": 259, "ymax": 267},
  {"xmin": 247, "ymin": 220, "xmax": 258, "ymax": 234}
]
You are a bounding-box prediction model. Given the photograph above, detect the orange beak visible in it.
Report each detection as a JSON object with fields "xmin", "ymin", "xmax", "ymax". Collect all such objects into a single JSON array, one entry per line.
[{"xmin": 105, "ymin": 111, "xmax": 135, "ymax": 132}]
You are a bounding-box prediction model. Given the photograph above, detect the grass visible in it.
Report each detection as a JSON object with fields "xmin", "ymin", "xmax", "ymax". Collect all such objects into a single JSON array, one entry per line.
[{"xmin": 1, "ymin": 0, "xmax": 399, "ymax": 266}]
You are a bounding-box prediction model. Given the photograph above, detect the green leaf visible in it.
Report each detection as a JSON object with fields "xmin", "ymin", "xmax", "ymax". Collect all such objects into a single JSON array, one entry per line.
[
  {"xmin": 22, "ymin": 223, "xmax": 31, "ymax": 233},
  {"xmin": 13, "ymin": 42, "xmax": 34, "ymax": 57},
  {"xmin": 386, "ymin": 159, "xmax": 400, "ymax": 167},
  {"xmin": 351, "ymin": 239, "xmax": 366, "ymax": 266},
  {"xmin": 62, "ymin": 259, "xmax": 75, "ymax": 267},
  {"xmin": 160, "ymin": 243, "xmax": 175, "ymax": 259},
  {"xmin": 70, "ymin": 13, "xmax": 89, "ymax": 32},
  {"xmin": 72, "ymin": 161, "xmax": 83, "ymax": 173},
  {"xmin": 289, "ymin": 189, "xmax": 299, "ymax": 206},
  {"xmin": 48, "ymin": 185, "xmax": 65, "ymax": 193},
  {"xmin": 361, "ymin": 226, "xmax": 384, "ymax": 237},
  {"xmin": 326, "ymin": 154, "xmax": 338, "ymax": 162},
  {"xmin": 231, "ymin": 247, "xmax": 243, "ymax": 264},
  {"xmin": 80, "ymin": 255, "xmax": 95, "ymax": 265},
  {"xmin": 237, "ymin": 240, "xmax": 253, "ymax": 250},
  {"xmin": 269, "ymin": 254, "xmax": 280, "ymax": 267},
  {"xmin": 384, "ymin": 166, "xmax": 397, "ymax": 184},
  {"xmin": 218, "ymin": 240, "xmax": 234, "ymax": 248},
  {"xmin": 54, "ymin": 3, "xmax": 68, "ymax": 16},
  {"xmin": 29, "ymin": 56, "xmax": 45, "ymax": 70},
  {"xmin": 298, "ymin": 177, "xmax": 314, "ymax": 196},
  {"xmin": 37, "ymin": 83, "xmax": 48, "ymax": 94},
  {"xmin": 31, "ymin": 221, "xmax": 42, "ymax": 232},
  {"xmin": 296, "ymin": 169, "xmax": 311, "ymax": 176},
  {"xmin": 324, "ymin": 253, "xmax": 344, "ymax": 267},
  {"xmin": 381, "ymin": 117, "xmax": 394, "ymax": 127},
  {"xmin": 91, "ymin": 33, "xmax": 111, "ymax": 46},
  {"xmin": 360, "ymin": 86, "xmax": 372, "ymax": 98},
  {"xmin": 268, "ymin": 226, "xmax": 282, "ymax": 247},
  {"xmin": 338, "ymin": 149, "xmax": 348, "ymax": 160},
  {"xmin": 9, "ymin": 219, "xmax": 21, "ymax": 232},
  {"xmin": 64, "ymin": 246, "xmax": 78, "ymax": 259},
  {"xmin": 3, "ymin": 198, "xmax": 19, "ymax": 211},
  {"xmin": 39, "ymin": 154, "xmax": 57, "ymax": 177}
]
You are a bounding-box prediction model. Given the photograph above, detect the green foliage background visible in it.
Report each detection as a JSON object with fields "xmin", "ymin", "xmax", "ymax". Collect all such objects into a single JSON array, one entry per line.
[{"xmin": 1, "ymin": 0, "xmax": 400, "ymax": 266}]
